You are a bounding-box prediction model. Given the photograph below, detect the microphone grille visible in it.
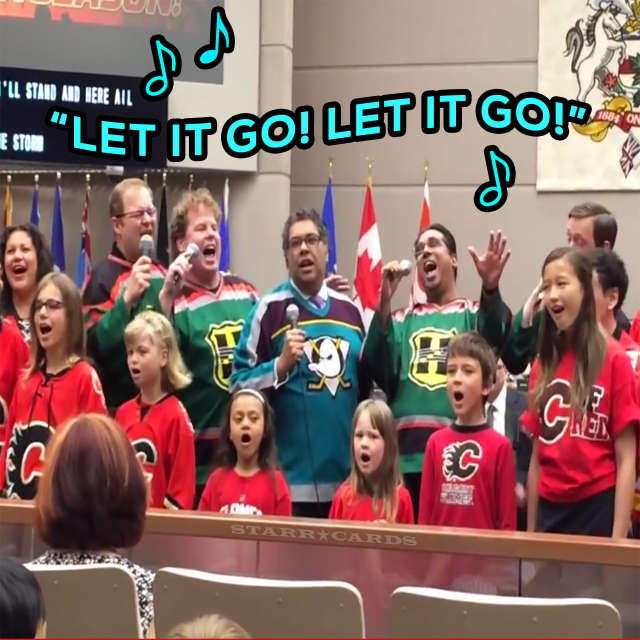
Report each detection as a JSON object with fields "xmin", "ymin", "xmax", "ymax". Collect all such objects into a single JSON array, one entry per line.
[
  {"xmin": 140, "ymin": 234, "xmax": 153, "ymax": 249},
  {"xmin": 286, "ymin": 303, "xmax": 299, "ymax": 322},
  {"xmin": 186, "ymin": 242, "xmax": 200, "ymax": 257},
  {"xmin": 399, "ymin": 259, "xmax": 412, "ymax": 273}
]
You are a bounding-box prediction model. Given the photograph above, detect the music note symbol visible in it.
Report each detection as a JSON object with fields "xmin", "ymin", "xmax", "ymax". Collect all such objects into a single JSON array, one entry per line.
[
  {"xmin": 473, "ymin": 145, "xmax": 516, "ymax": 213},
  {"xmin": 141, "ymin": 35, "xmax": 182, "ymax": 101},
  {"xmin": 195, "ymin": 6, "xmax": 235, "ymax": 70}
]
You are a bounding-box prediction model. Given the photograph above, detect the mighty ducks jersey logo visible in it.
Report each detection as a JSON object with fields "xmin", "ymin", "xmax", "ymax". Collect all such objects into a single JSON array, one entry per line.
[
  {"xmin": 408, "ymin": 327, "xmax": 456, "ymax": 390},
  {"xmin": 303, "ymin": 336, "xmax": 352, "ymax": 396},
  {"xmin": 442, "ymin": 440, "xmax": 482, "ymax": 481},
  {"xmin": 540, "ymin": 379, "xmax": 608, "ymax": 444},
  {"xmin": 6, "ymin": 421, "xmax": 54, "ymax": 499},
  {"xmin": 206, "ymin": 320, "xmax": 244, "ymax": 389}
]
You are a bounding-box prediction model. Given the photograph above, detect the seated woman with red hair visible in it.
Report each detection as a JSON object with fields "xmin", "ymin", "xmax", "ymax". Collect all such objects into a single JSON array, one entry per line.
[{"xmin": 30, "ymin": 413, "xmax": 154, "ymax": 637}]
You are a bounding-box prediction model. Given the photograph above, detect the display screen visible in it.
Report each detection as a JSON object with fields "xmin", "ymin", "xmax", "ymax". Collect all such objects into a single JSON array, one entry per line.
[{"xmin": 0, "ymin": 0, "xmax": 223, "ymax": 167}]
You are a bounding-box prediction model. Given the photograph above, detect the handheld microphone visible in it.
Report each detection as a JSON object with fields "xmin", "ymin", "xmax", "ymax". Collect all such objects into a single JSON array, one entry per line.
[
  {"xmin": 399, "ymin": 259, "xmax": 412, "ymax": 275},
  {"xmin": 172, "ymin": 243, "xmax": 201, "ymax": 284},
  {"xmin": 139, "ymin": 234, "xmax": 154, "ymax": 259},
  {"xmin": 286, "ymin": 303, "xmax": 299, "ymax": 329}
]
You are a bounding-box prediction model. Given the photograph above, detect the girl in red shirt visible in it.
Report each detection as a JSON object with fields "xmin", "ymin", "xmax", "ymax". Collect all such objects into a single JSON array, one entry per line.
[
  {"xmin": 116, "ymin": 311, "xmax": 196, "ymax": 510},
  {"xmin": 329, "ymin": 399, "xmax": 414, "ymax": 523},
  {"xmin": 522, "ymin": 247, "xmax": 638, "ymax": 537},
  {"xmin": 198, "ymin": 389, "xmax": 291, "ymax": 516},
  {"xmin": 0, "ymin": 273, "xmax": 106, "ymax": 499}
]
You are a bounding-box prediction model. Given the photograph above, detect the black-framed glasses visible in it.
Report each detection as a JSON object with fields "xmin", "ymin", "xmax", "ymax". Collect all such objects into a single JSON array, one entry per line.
[
  {"xmin": 288, "ymin": 233, "xmax": 322, "ymax": 250},
  {"xmin": 116, "ymin": 207, "xmax": 157, "ymax": 221},
  {"xmin": 34, "ymin": 299, "xmax": 64, "ymax": 313}
]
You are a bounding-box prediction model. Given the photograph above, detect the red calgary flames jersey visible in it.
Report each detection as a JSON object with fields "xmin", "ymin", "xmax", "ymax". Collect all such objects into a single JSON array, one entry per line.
[
  {"xmin": 0, "ymin": 361, "xmax": 106, "ymax": 499},
  {"xmin": 115, "ymin": 394, "xmax": 195, "ymax": 510}
]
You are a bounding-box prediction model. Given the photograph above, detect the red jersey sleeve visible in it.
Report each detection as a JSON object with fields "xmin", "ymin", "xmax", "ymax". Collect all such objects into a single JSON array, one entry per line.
[
  {"xmin": 396, "ymin": 486, "xmax": 415, "ymax": 524},
  {"xmin": 165, "ymin": 402, "xmax": 196, "ymax": 510},
  {"xmin": 198, "ymin": 468, "xmax": 222, "ymax": 511},
  {"xmin": 418, "ymin": 436, "xmax": 436, "ymax": 525},
  {"xmin": 328, "ymin": 483, "xmax": 346, "ymax": 520},
  {"xmin": 610, "ymin": 350, "xmax": 640, "ymax": 439},
  {"xmin": 0, "ymin": 394, "xmax": 17, "ymax": 493},
  {"xmin": 274, "ymin": 471, "xmax": 292, "ymax": 516},
  {"xmin": 519, "ymin": 359, "xmax": 541, "ymax": 438},
  {"xmin": 494, "ymin": 438, "xmax": 517, "ymax": 530},
  {"xmin": 78, "ymin": 365, "xmax": 107, "ymax": 414}
]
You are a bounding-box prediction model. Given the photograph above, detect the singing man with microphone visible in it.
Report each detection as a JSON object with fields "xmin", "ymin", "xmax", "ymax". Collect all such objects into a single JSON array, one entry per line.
[
  {"xmin": 231, "ymin": 209, "xmax": 371, "ymax": 518},
  {"xmin": 83, "ymin": 177, "xmax": 167, "ymax": 412},
  {"xmin": 363, "ymin": 224, "xmax": 513, "ymax": 516},
  {"xmin": 159, "ymin": 188, "xmax": 259, "ymax": 498}
]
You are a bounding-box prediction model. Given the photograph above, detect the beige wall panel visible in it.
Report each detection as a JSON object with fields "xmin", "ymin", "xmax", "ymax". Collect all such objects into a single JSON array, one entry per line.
[
  {"xmin": 258, "ymin": 45, "xmax": 294, "ymax": 176},
  {"xmin": 293, "ymin": 0, "xmax": 538, "ymax": 68},
  {"xmin": 262, "ymin": 0, "xmax": 294, "ymax": 48},
  {"xmin": 292, "ymin": 184, "xmax": 640, "ymax": 317},
  {"xmin": 291, "ymin": 63, "xmax": 537, "ymax": 187}
]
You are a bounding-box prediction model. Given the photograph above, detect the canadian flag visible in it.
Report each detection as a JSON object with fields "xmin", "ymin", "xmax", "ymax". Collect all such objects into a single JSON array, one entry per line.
[
  {"xmin": 353, "ymin": 177, "xmax": 382, "ymax": 330},
  {"xmin": 410, "ymin": 177, "xmax": 431, "ymax": 306}
]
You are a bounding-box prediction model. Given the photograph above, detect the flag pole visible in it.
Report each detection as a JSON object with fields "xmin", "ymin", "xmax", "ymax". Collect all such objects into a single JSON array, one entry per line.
[{"xmin": 328, "ymin": 156, "xmax": 334, "ymax": 180}]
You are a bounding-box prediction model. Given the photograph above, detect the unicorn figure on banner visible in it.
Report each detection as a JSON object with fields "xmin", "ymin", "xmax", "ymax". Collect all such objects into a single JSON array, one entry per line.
[{"xmin": 564, "ymin": 0, "xmax": 632, "ymax": 102}]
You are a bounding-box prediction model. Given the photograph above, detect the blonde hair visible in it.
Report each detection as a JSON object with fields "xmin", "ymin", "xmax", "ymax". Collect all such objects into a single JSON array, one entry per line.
[
  {"xmin": 170, "ymin": 187, "xmax": 220, "ymax": 259},
  {"xmin": 349, "ymin": 399, "xmax": 403, "ymax": 522},
  {"xmin": 27, "ymin": 272, "xmax": 85, "ymax": 378},
  {"xmin": 108, "ymin": 178, "xmax": 151, "ymax": 219},
  {"xmin": 124, "ymin": 311, "xmax": 192, "ymax": 393},
  {"xmin": 168, "ymin": 614, "xmax": 251, "ymax": 639}
]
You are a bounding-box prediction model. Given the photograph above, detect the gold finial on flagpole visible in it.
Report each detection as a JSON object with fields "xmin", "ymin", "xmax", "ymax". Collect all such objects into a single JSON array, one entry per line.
[
  {"xmin": 328, "ymin": 157, "xmax": 334, "ymax": 180},
  {"xmin": 188, "ymin": 173, "xmax": 194, "ymax": 191},
  {"xmin": 143, "ymin": 172, "xmax": 148, "ymax": 184},
  {"xmin": 34, "ymin": 174, "xmax": 39, "ymax": 186},
  {"xmin": 162, "ymin": 171, "xmax": 167, "ymax": 187},
  {"xmin": 86, "ymin": 173, "xmax": 91, "ymax": 192},
  {"xmin": 366, "ymin": 156, "xmax": 374, "ymax": 181},
  {"xmin": 6, "ymin": 175, "xmax": 11, "ymax": 185},
  {"xmin": 56, "ymin": 171, "xmax": 61, "ymax": 183},
  {"xmin": 424, "ymin": 159, "xmax": 430, "ymax": 179}
]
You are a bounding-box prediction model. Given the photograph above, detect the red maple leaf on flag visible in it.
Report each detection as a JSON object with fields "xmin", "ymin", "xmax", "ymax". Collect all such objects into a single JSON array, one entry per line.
[{"xmin": 354, "ymin": 250, "xmax": 382, "ymax": 311}]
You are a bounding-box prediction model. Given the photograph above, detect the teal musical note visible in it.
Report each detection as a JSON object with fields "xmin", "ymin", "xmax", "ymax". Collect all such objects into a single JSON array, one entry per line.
[
  {"xmin": 195, "ymin": 6, "xmax": 235, "ymax": 70},
  {"xmin": 473, "ymin": 145, "xmax": 516, "ymax": 213},
  {"xmin": 141, "ymin": 35, "xmax": 182, "ymax": 101}
]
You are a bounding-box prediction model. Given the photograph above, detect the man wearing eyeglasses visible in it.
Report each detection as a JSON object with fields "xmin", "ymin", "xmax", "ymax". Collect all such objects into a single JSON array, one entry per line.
[
  {"xmin": 231, "ymin": 209, "xmax": 371, "ymax": 518},
  {"xmin": 83, "ymin": 177, "xmax": 166, "ymax": 411},
  {"xmin": 363, "ymin": 224, "xmax": 513, "ymax": 516}
]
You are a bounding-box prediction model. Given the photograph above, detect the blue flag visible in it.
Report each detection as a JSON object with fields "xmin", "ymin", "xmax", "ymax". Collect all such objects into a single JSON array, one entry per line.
[
  {"xmin": 51, "ymin": 182, "xmax": 65, "ymax": 271},
  {"xmin": 322, "ymin": 177, "xmax": 337, "ymax": 274},
  {"xmin": 219, "ymin": 177, "xmax": 230, "ymax": 271},
  {"xmin": 29, "ymin": 183, "xmax": 40, "ymax": 228}
]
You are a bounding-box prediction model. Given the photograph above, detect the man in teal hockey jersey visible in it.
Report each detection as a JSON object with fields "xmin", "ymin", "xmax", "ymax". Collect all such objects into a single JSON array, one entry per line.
[
  {"xmin": 364, "ymin": 223, "xmax": 512, "ymax": 514},
  {"xmin": 231, "ymin": 209, "xmax": 370, "ymax": 518}
]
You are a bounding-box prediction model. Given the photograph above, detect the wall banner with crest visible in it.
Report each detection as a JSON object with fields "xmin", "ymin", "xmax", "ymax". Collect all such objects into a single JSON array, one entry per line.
[{"xmin": 538, "ymin": 0, "xmax": 640, "ymax": 190}]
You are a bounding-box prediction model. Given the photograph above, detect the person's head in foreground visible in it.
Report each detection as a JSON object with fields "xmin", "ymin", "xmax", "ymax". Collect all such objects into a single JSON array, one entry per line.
[
  {"xmin": 0, "ymin": 558, "xmax": 46, "ymax": 639},
  {"xmin": 168, "ymin": 613, "xmax": 251, "ymax": 639},
  {"xmin": 35, "ymin": 412, "xmax": 147, "ymax": 551}
]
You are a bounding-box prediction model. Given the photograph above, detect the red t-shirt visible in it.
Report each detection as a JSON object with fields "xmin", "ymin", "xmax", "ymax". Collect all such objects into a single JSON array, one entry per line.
[
  {"xmin": 618, "ymin": 331, "xmax": 640, "ymax": 522},
  {"xmin": 115, "ymin": 394, "xmax": 195, "ymax": 510},
  {"xmin": 0, "ymin": 319, "xmax": 29, "ymax": 455},
  {"xmin": 0, "ymin": 360, "xmax": 106, "ymax": 499},
  {"xmin": 521, "ymin": 339, "xmax": 640, "ymax": 503},
  {"xmin": 198, "ymin": 467, "xmax": 292, "ymax": 516},
  {"xmin": 418, "ymin": 424, "xmax": 516, "ymax": 530},
  {"xmin": 328, "ymin": 480, "xmax": 415, "ymax": 524}
]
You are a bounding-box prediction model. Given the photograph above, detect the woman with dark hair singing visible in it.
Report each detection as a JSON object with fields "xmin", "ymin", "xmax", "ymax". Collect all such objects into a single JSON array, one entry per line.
[{"xmin": 0, "ymin": 224, "xmax": 54, "ymax": 344}]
